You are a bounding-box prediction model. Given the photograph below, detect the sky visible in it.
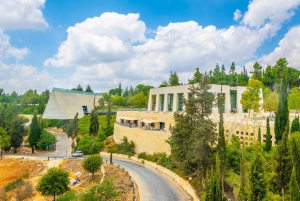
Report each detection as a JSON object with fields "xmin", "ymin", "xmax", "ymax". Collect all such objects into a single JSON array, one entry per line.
[{"xmin": 1, "ymin": 0, "xmax": 300, "ymax": 94}]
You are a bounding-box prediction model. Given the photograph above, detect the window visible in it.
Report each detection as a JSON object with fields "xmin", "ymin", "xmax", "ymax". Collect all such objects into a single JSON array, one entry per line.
[
  {"xmin": 151, "ymin": 95, "xmax": 156, "ymax": 111},
  {"xmin": 168, "ymin": 94, "xmax": 173, "ymax": 112},
  {"xmin": 159, "ymin": 94, "xmax": 164, "ymax": 111},
  {"xmin": 177, "ymin": 93, "xmax": 183, "ymax": 112}
]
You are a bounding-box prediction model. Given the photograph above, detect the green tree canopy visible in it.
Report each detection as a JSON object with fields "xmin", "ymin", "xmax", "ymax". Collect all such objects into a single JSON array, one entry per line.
[
  {"xmin": 288, "ymin": 87, "xmax": 300, "ymax": 112},
  {"xmin": 85, "ymin": 85, "xmax": 93, "ymax": 92},
  {"xmin": 67, "ymin": 112, "xmax": 79, "ymax": 153},
  {"xmin": 251, "ymin": 62, "xmax": 263, "ymax": 81},
  {"xmin": 83, "ymin": 155, "xmax": 103, "ymax": 179},
  {"xmin": 240, "ymin": 78, "xmax": 262, "ymax": 113},
  {"xmin": 28, "ymin": 113, "xmax": 42, "ymax": 152},
  {"xmin": 0, "ymin": 126, "xmax": 10, "ymax": 159},
  {"xmin": 36, "ymin": 167, "xmax": 69, "ymax": 201},
  {"xmin": 262, "ymin": 91, "xmax": 279, "ymax": 113},
  {"xmin": 168, "ymin": 71, "xmax": 180, "ymax": 86}
]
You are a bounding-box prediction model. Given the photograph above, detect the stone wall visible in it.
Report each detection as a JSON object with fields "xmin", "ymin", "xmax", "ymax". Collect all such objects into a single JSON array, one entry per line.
[{"xmin": 100, "ymin": 152, "xmax": 199, "ymax": 201}]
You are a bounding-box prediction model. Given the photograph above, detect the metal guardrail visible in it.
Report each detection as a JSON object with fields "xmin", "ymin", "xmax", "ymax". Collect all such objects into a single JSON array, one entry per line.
[{"xmin": 97, "ymin": 108, "xmax": 147, "ymax": 114}]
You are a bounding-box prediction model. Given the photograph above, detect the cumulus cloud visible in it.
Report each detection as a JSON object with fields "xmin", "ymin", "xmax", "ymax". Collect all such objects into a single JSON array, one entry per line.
[
  {"xmin": 0, "ymin": 0, "xmax": 48, "ymax": 30},
  {"xmin": 255, "ymin": 26, "xmax": 300, "ymax": 68},
  {"xmin": 43, "ymin": 0, "xmax": 300, "ymax": 92},
  {"xmin": 0, "ymin": 62, "xmax": 55, "ymax": 94},
  {"xmin": 44, "ymin": 13, "xmax": 146, "ymax": 67},
  {"xmin": 234, "ymin": 9, "xmax": 242, "ymax": 21}
]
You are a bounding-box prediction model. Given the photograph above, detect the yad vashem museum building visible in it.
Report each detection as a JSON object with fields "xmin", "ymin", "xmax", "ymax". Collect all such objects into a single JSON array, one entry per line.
[
  {"xmin": 113, "ymin": 84, "xmax": 271, "ymax": 154},
  {"xmin": 43, "ymin": 88, "xmax": 102, "ymax": 119}
]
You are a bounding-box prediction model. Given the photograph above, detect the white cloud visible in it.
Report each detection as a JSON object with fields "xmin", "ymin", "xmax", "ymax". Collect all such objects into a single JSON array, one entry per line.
[
  {"xmin": 43, "ymin": 0, "xmax": 300, "ymax": 92},
  {"xmin": 0, "ymin": 0, "xmax": 48, "ymax": 30},
  {"xmin": 44, "ymin": 13, "xmax": 146, "ymax": 67},
  {"xmin": 255, "ymin": 25, "xmax": 300, "ymax": 68},
  {"xmin": 0, "ymin": 62, "xmax": 54, "ymax": 94},
  {"xmin": 234, "ymin": 9, "xmax": 242, "ymax": 21},
  {"xmin": 243, "ymin": 0, "xmax": 300, "ymax": 29}
]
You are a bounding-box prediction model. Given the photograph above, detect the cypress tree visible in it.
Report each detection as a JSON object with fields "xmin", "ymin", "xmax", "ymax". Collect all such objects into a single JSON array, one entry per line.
[
  {"xmin": 239, "ymin": 144, "xmax": 248, "ymax": 201},
  {"xmin": 218, "ymin": 87, "xmax": 226, "ymax": 192},
  {"xmin": 257, "ymin": 127, "xmax": 261, "ymax": 143},
  {"xmin": 28, "ymin": 113, "xmax": 42, "ymax": 153},
  {"xmin": 290, "ymin": 168, "xmax": 300, "ymax": 201},
  {"xmin": 290, "ymin": 117, "xmax": 299, "ymax": 133},
  {"xmin": 275, "ymin": 120, "xmax": 292, "ymax": 201},
  {"xmin": 275, "ymin": 82, "xmax": 289, "ymax": 143},
  {"xmin": 265, "ymin": 117, "xmax": 272, "ymax": 152},
  {"xmin": 89, "ymin": 99, "xmax": 99, "ymax": 152},
  {"xmin": 291, "ymin": 138, "xmax": 300, "ymax": 185},
  {"xmin": 249, "ymin": 147, "xmax": 267, "ymax": 201},
  {"xmin": 206, "ymin": 158, "xmax": 222, "ymax": 201}
]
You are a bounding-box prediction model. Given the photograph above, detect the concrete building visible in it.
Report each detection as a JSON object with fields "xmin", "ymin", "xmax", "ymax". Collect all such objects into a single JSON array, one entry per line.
[
  {"xmin": 42, "ymin": 88, "xmax": 102, "ymax": 119},
  {"xmin": 114, "ymin": 84, "xmax": 269, "ymax": 154}
]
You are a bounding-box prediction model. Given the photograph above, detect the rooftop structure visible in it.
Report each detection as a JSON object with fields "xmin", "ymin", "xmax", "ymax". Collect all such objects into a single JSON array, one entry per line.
[{"xmin": 42, "ymin": 88, "xmax": 102, "ymax": 119}]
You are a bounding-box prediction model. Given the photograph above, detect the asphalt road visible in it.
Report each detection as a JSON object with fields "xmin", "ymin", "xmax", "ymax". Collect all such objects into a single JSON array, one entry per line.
[
  {"xmin": 103, "ymin": 156, "xmax": 186, "ymax": 201},
  {"xmin": 48, "ymin": 132, "xmax": 72, "ymax": 157}
]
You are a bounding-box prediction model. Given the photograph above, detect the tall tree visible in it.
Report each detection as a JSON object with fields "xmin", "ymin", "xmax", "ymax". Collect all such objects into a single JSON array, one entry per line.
[
  {"xmin": 9, "ymin": 117, "xmax": 26, "ymax": 152},
  {"xmin": 257, "ymin": 127, "xmax": 261, "ymax": 143},
  {"xmin": 275, "ymin": 81, "xmax": 289, "ymax": 143},
  {"xmin": 240, "ymin": 78, "xmax": 262, "ymax": 115},
  {"xmin": 189, "ymin": 68, "xmax": 202, "ymax": 84},
  {"xmin": 217, "ymin": 87, "xmax": 226, "ymax": 192},
  {"xmin": 288, "ymin": 87, "xmax": 300, "ymax": 115},
  {"xmin": 168, "ymin": 71, "xmax": 180, "ymax": 86},
  {"xmin": 291, "ymin": 138, "xmax": 300, "ymax": 185},
  {"xmin": 85, "ymin": 84, "xmax": 93, "ymax": 92},
  {"xmin": 169, "ymin": 74, "xmax": 217, "ymax": 184},
  {"xmin": 251, "ymin": 62, "xmax": 263, "ymax": 81},
  {"xmin": 75, "ymin": 84, "xmax": 83, "ymax": 91},
  {"xmin": 67, "ymin": 112, "xmax": 79, "ymax": 153},
  {"xmin": 249, "ymin": 147, "xmax": 267, "ymax": 201},
  {"xmin": 0, "ymin": 126, "xmax": 10, "ymax": 160},
  {"xmin": 291, "ymin": 117, "xmax": 300, "ymax": 133},
  {"xmin": 290, "ymin": 168, "xmax": 300, "ymax": 201},
  {"xmin": 89, "ymin": 99, "xmax": 99, "ymax": 152},
  {"xmin": 262, "ymin": 65, "xmax": 275, "ymax": 89},
  {"xmin": 28, "ymin": 113, "xmax": 42, "ymax": 153},
  {"xmin": 239, "ymin": 144, "xmax": 248, "ymax": 201},
  {"xmin": 265, "ymin": 117, "xmax": 272, "ymax": 152},
  {"xmin": 118, "ymin": 83, "xmax": 122, "ymax": 96},
  {"xmin": 83, "ymin": 155, "xmax": 103, "ymax": 180},
  {"xmin": 205, "ymin": 157, "xmax": 222, "ymax": 201},
  {"xmin": 275, "ymin": 120, "xmax": 292, "ymax": 201},
  {"xmin": 262, "ymin": 91, "xmax": 279, "ymax": 113}
]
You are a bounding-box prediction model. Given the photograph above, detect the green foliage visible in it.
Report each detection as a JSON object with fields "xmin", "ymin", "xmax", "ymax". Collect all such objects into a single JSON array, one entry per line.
[
  {"xmin": 36, "ymin": 167, "xmax": 70, "ymax": 201},
  {"xmin": 251, "ymin": 62, "xmax": 263, "ymax": 81},
  {"xmin": 262, "ymin": 91, "xmax": 279, "ymax": 113},
  {"xmin": 117, "ymin": 136, "xmax": 135, "ymax": 156},
  {"xmin": 275, "ymin": 120, "xmax": 292, "ymax": 200},
  {"xmin": 0, "ymin": 126, "xmax": 10, "ymax": 156},
  {"xmin": 240, "ymin": 78, "xmax": 262, "ymax": 112},
  {"xmin": 249, "ymin": 147, "xmax": 267, "ymax": 201},
  {"xmin": 90, "ymin": 107, "xmax": 99, "ymax": 150},
  {"xmin": 289, "ymin": 87, "xmax": 300, "ymax": 111},
  {"xmin": 67, "ymin": 112, "xmax": 79, "ymax": 153},
  {"xmin": 110, "ymin": 152, "xmax": 112, "ymax": 164},
  {"xmin": 275, "ymin": 81, "xmax": 289, "ymax": 143},
  {"xmin": 290, "ymin": 168, "xmax": 300, "ymax": 201},
  {"xmin": 258, "ymin": 127, "xmax": 261, "ymax": 143},
  {"xmin": 57, "ymin": 190, "xmax": 77, "ymax": 201},
  {"xmin": 291, "ymin": 137, "xmax": 300, "ymax": 185},
  {"xmin": 28, "ymin": 113, "xmax": 42, "ymax": 150},
  {"xmin": 266, "ymin": 117, "xmax": 272, "ymax": 152},
  {"xmin": 205, "ymin": 158, "xmax": 222, "ymax": 201},
  {"xmin": 37, "ymin": 130, "xmax": 58, "ymax": 150},
  {"xmin": 4, "ymin": 178, "xmax": 23, "ymax": 192},
  {"xmin": 239, "ymin": 145, "xmax": 248, "ymax": 201},
  {"xmin": 83, "ymin": 155, "xmax": 103, "ymax": 179},
  {"xmin": 137, "ymin": 152, "xmax": 174, "ymax": 169},
  {"xmin": 85, "ymin": 84, "xmax": 93, "ymax": 92},
  {"xmin": 9, "ymin": 116, "xmax": 26, "ymax": 149},
  {"xmin": 81, "ymin": 177, "xmax": 119, "ymax": 201},
  {"xmin": 291, "ymin": 117, "xmax": 300, "ymax": 133},
  {"xmin": 168, "ymin": 71, "xmax": 180, "ymax": 86}
]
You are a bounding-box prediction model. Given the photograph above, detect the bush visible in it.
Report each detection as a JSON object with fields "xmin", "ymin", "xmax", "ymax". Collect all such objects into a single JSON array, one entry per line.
[
  {"xmin": 57, "ymin": 190, "xmax": 77, "ymax": 201},
  {"xmin": 81, "ymin": 177, "xmax": 118, "ymax": 201},
  {"xmin": 117, "ymin": 136, "xmax": 135, "ymax": 156},
  {"xmin": 83, "ymin": 155, "xmax": 103, "ymax": 179},
  {"xmin": 4, "ymin": 178, "xmax": 23, "ymax": 192},
  {"xmin": 0, "ymin": 188, "xmax": 7, "ymax": 201},
  {"xmin": 15, "ymin": 181, "xmax": 34, "ymax": 201},
  {"xmin": 77, "ymin": 136, "xmax": 104, "ymax": 155},
  {"xmin": 37, "ymin": 130, "xmax": 58, "ymax": 150}
]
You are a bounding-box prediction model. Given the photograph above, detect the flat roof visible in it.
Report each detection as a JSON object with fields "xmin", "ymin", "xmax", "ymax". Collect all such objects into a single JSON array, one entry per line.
[{"xmin": 53, "ymin": 87, "xmax": 102, "ymax": 96}]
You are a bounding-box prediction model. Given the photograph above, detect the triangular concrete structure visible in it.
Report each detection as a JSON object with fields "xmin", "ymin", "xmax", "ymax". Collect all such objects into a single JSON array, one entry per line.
[{"xmin": 42, "ymin": 88, "xmax": 102, "ymax": 119}]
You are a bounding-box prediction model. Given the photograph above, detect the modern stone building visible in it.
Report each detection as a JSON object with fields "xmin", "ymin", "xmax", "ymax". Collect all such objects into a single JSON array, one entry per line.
[
  {"xmin": 42, "ymin": 88, "xmax": 102, "ymax": 119},
  {"xmin": 113, "ymin": 84, "xmax": 270, "ymax": 154}
]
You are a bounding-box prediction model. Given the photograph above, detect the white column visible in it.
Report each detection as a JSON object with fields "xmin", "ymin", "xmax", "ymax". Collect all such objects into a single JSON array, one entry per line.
[
  {"xmin": 148, "ymin": 94, "xmax": 152, "ymax": 111},
  {"xmin": 164, "ymin": 94, "xmax": 168, "ymax": 112},
  {"xmin": 173, "ymin": 93, "xmax": 178, "ymax": 112},
  {"xmin": 155, "ymin": 94, "xmax": 159, "ymax": 111}
]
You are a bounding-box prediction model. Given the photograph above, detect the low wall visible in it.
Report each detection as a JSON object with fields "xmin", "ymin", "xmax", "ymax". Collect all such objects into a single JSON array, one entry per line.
[{"xmin": 100, "ymin": 152, "xmax": 200, "ymax": 201}]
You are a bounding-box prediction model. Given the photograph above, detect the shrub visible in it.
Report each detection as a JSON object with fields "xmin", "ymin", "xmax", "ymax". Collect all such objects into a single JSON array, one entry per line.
[
  {"xmin": 117, "ymin": 136, "xmax": 135, "ymax": 156},
  {"xmin": 15, "ymin": 181, "xmax": 34, "ymax": 201},
  {"xmin": 83, "ymin": 155, "xmax": 103, "ymax": 179},
  {"xmin": 37, "ymin": 130, "xmax": 58, "ymax": 150},
  {"xmin": 0, "ymin": 188, "xmax": 7, "ymax": 201},
  {"xmin": 4, "ymin": 178, "xmax": 23, "ymax": 192},
  {"xmin": 57, "ymin": 190, "xmax": 77, "ymax": 201}
]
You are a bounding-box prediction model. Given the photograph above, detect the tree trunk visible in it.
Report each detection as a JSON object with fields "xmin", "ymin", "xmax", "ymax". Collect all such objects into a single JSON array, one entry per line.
[
  {"xmin": 71, "ymin": 138, "xmax": 75, "ymax": 153},
  {"xmin": 53, "ymin": 192, "xmax": 56, "ymax": 201},
  {"xmin": 282, "ymin": 187, "xmax": 285, "ymax": 201}
]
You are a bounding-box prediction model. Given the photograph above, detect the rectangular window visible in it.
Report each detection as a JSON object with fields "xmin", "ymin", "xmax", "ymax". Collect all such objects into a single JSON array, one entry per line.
[
  {"xmin": 177, "ymin": 93, "xmax": 183, "ymax": 112},
  {"xmin": 188, "ymin": 93, "xmax": 195, "ymax": 99},
  {"xmin": 152, "ymin": 95, "xmax": 156, "ymax": 111},
  {"xmin": 159, "ymin": 94, "xmax": 164, "ymax": 111},
  {"xmin": 168, "ymin": 94, "xmax": 173, "ymax": 111}
]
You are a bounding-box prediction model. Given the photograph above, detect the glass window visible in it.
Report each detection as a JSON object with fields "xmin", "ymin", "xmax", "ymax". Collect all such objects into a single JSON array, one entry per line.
[
  {"xmin": 177, "ymin": 93, "xmax": 183, "ymax": 112},
  {"xmin": 159, "ymin": 94, "xmax": 164, "ymax": 111},
  {"xmin": 168, "ymin": 94, "xmax": 173, "ymax": 111}
]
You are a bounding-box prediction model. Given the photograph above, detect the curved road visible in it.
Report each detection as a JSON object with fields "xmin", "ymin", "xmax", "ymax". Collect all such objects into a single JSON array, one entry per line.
[
  {"xmin": 103, "ymin": 156, "xmax": 186, "ymax": 201},
  {"xmin": 4, "ymin": 132, "xmax": 186, "ymax": 200}
]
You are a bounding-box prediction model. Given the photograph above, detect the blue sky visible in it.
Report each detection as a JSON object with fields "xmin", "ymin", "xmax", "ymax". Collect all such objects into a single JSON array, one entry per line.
[{"xmin": 1, "ymin": 0, "xmax": 300, "ymax": 94}]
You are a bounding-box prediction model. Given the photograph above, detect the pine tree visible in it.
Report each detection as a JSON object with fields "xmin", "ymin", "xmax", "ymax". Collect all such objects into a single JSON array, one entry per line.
[
  {"xmin": 118, "ymin": 83, "xmax": 122, "ymax": 96},
  {"xmin": 275, "ymin": 81, "xmax": 289, "ymax": 143},
  {"xmin": 265, "ymin": 117, "xmax": 272, "ymax": 152},
  {"xmin": 275, "ymin": 120, "xmax": 292, "ymax": 201},
  {"xmin": 290, "ymin": 117, "xmax": 299, "ymax": 133},
  {"xmin": 291, "ymin": 138, "xmax": 300, "ymax": 185},
  {"xmin": 28, "ymin": 113, "xmax": 42, "ymax": 153},
  {"xmin": 217, "ymin": 87, "xmax": 226, "ymax": 192},
  {"xmin": 257, "ymin": 127, "xmax": 261, "ymax": 143},
  {"xmin": 290, "ymin": 168, "xmax": 300, "ymax": 201},
  {"xmin": 205, "ymin": 158, "xmax": 222, "ymax": 201},
  {"xmin": 168, "ymin": 71, "xmax": 180, "ymax": 86},
  {"xmin": 85, "ymin": 84, "xmax": 93, "ymax": 92},
  {"xmin": 249, "ymin": 146, "xmax": 266, "ymax": 201}
]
